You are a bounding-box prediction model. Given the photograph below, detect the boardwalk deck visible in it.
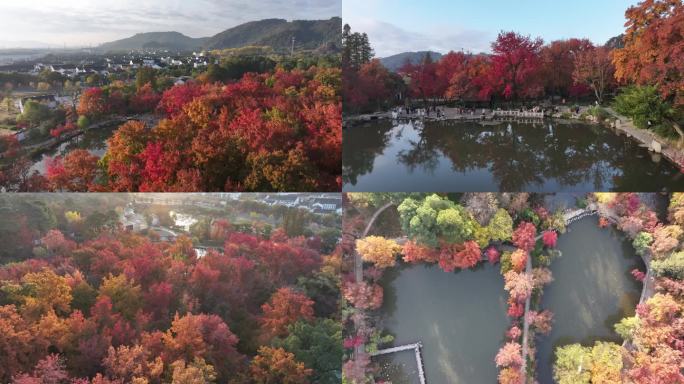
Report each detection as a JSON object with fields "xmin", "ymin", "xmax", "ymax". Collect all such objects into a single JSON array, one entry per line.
[{"xmin": 492, "ymin": 110, "xmax": 544, "ymax": 119}]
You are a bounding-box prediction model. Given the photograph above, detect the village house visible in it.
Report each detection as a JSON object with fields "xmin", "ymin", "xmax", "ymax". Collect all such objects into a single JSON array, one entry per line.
[
  {"xmin": 264, "ymin": 194, "xmax": 300, "ymax": 208},
  {"xmin": 310, "ymin": 197, "xmax": 343, "ymax": 214}
]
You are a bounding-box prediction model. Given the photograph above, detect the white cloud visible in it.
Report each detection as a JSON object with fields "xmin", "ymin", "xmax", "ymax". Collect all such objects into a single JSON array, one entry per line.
[
  {"xmin": 0, "ymin": 0, "xmax": 340, "ymax": 46},
  {"xmin": 351, "ymin": 18, "xmax": 492, "ymax": 57}
]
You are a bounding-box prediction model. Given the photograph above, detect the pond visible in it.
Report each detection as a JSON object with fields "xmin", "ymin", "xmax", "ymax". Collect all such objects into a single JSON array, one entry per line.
[
  {"xmin": 376, "ymin": 263, "xmax": 509, "ymax": 384},
  {"xmin": 343, "ymin": 120, "xmax": 684, "ymax": 192},
  {"xmin": 535, "ymin": 215, "xmax": 644, "ymax": 384},
  {"xmin": 29, "ymin": 123, "xmax": 119, "ymax": 174}
]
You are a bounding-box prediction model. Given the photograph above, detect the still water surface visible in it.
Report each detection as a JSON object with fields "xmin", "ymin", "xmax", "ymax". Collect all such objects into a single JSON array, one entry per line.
[
  {"xmin": 343, "ymin": 120, "xmax": 684, "ymax": 191},
  {"xmin": 376, "ymin": 263, "xmax": 508, "ymax": 384},
  {"xmin": 375, "ymin": 215, "xmax": 643, "ymax": 383},
  {"xmin": 536, "ymin": 216, "xmax": 643, "ymax": 383},
  {"xmin": 29, "ymin": 124, "xmax": 117, "ymax": 174}
]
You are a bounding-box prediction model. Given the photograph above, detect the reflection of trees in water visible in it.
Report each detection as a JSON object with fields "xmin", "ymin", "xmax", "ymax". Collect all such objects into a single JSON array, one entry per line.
[
  {"xmin": 402, "ymin": 121, "xmax": 634, "ymax": 190},
  {"xmin": 541, "ymin": 124, "xmax": 619, "ymax": 189},
  {"xmin": 343, "ymin": 119, "xmax": 684, "ymax": 190},
  {"xmin": 42, "ymin": 125, "xmax": 116, "ymax": 159},
  {"xmin": 396, "ymin": 123, "xmax": 441, "ymax": 175},
  {"xmin": 342, "ymin": 121, "xmax": 395, "ymax": 185}
]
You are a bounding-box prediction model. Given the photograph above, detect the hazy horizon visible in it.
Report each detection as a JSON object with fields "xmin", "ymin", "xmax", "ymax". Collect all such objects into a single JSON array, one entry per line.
[
  {"xmin": 0, "ymin": 0, "xmax": 341, "ymax": 48},
  {"xmin": 343, "ymin": 0, "xmax": 637, "ymax": 57}
]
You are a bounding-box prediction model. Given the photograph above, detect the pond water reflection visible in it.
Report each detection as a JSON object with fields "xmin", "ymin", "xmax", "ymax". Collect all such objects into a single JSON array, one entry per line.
[
  {"xmin": 536, "ymin": 216, "xmax": 644, "ymax": 383},
  {"xmin": 343, "ymin": 120, "xmax": 684, "ymax": 191},
  {"xmin": 376, "ymin": 263, "xmax": 508, "ymax": 384},
  {"xmin": 29, "ymin": 124, "xmax": 118, "ymax": 174}
]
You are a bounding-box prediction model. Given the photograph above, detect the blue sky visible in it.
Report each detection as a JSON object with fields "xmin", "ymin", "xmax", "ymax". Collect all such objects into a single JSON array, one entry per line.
[
  {"xmin": 0, "ymin": 0, "xmax": 341, "ymax": 47},
  {"xmin": 343, "ymin": 0, "xmax": 639, "ymax": 57}
]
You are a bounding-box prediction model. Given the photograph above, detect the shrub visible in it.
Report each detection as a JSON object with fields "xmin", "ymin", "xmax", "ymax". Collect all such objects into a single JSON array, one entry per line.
[
  {"xmin": 588, "ymin": 106, "xmax": 609, "ymax": 121},
  {"xmin": 77, "ymin": 115, "xmax": 90, "ymax": 129},
  {"xmin": 613, "ymin": 85, "xmax": 674, "ymax": 129},
  {"xmin": 651, "ymin": 251, "xmax": 684, "ymax": 280}
]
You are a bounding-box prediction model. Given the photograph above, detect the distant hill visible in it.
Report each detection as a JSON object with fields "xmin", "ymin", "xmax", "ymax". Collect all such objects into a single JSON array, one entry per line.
[
  {"xmin": 0, "ymin": 40, "xmax": 54, "ymax": 49},
  {"xmin": 203, "ymin": 17, "xmax": 341, "ymax": 52},
  {"xmin": 99, "ymin": 31, "xmax": 208, "ymax": 52},
  {"xmin": 380, "ymin": 51, "xmax": 444, "ymax": 71},
  {"xmin": 605, "ymin": 34, "xmax": 625, "ymax": 49},
  {"xmin": 98, "ymin": 17, "xmax": 341, "ymax": 53}
]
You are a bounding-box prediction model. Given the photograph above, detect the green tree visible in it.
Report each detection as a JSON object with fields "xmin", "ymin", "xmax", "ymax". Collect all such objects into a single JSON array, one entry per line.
[
  {"xmin": 19, "ymin": 200, "xmax": 57, "ymax": 232},
  {"xmin": 221, "ymin": 56, "xmax": 276, "ymax": 80},
  {"xmin": 614, "ymin": 85, "xmax": 682, "ymax": 142},
  {"xmin": 135, "ymin": 67, "xmax": 157, "ymax": 91},
  {"xmin": 205, "ymin": 63, "xmax": 228, "ymax": 83},
  {"xmin": 296, "ymin": 270, "xmax": 339, "ymax": 318},
  {"xmin": 272, "ymin": 319, "xmax": 342, "ymax": 384},
  {"xmin": 342, "ymin": 24, "xmax": 374, "ymax": 70},
  {"xmin": 85, "ymin": 73, "xmax": 101, "ymax": 87},
  {"xmin": 553, "ymin": 344, "xmax": 591, "ymax": 384},
  {"xmin": 76, "ymin": 115, "xmax": 90, "ymax": 129},
  {"xmin": 615, "ymin": 316, "xmax": 639, "ymax": 342},
  {"xmin": 633, "ymin": 231, "xmax": 654, "ymax": 256},
  {"xmin": 488, "ymin": 209, "xmax": 514, "ymax": 242},
  {"xmin": 317, "ymin": 227, "xmax": 340, "ymax": 253},
  {"xmin": 282, "ymin": 208, "xmax": 309, "ymax": 237},
  {"xmin": 83, "ymin": 210, "xmax": 119, "ymax": 239},
  {"xmin": 190, "ymin": 217, "xmax": 212, "ymax": 241},
  {"xmin": 63, "ymin": 80, "xmax": 81, "ymax": 98},
  {"xmin": 38, "ymin": 69, "xmax": 65, "ymax": 89},
  {"xmin": 98, "ymin": 274, "xmax": 142, "ymax": 321},
  {"xmin": 651, "ymin": 251, "xmax": 684, "ymax": 279},
  {"xmin": 71, "ymin": 280, "xmax": 98, "ymax": 314},
  {"xmin": 398, "ymin": 194, "xmax": 476, "ymax": 246},
  {"xmin": 20, "ymin": 100, "xmax": 50, "ymax": 127}
]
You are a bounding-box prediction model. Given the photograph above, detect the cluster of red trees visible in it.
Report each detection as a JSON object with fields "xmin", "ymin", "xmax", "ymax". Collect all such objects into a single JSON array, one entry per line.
[
  {"xmin": 346, "ymin": 0, "xmax": 683, "ymax": 126},
  {"xmin": 0, "ymin": 222, "xmax": 341, "ymax": 383},
  {"xmin": 1, "ymin": 65, "xmax": 341, "ymax": 192},
  {"xmin": 344, "ymin": 31, "xmax": 617, "ymax": 113},
  {"xmin": 595, "ymin": 192, "xmax": 684, "ymax": 383},
  {"xmin": 83, "ymin": 67, "xmax": 338, "ymax": 192},
  {"xmin": 343, "ymin": 60, "xmax": 404, "ymax": 113},
  {"xmin": 74, "ymin": 83, "xmax": 162, "ymax": 121},
  {"xmin": 497, "ymin": 220, "xmax": 556, "ymax": 384},
  {"xmin": 102, "ymin": 67, "xmax": 341, "ymax": 192},
  {"xmin": 614, "ymin": 0, "xmax": 683, "ymax": 107}
]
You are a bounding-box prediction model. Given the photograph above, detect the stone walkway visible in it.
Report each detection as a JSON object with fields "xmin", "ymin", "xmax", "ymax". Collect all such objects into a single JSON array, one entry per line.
[{"xmin": 606, "ymin": 107, "xmax": 684, "ymax": 169}]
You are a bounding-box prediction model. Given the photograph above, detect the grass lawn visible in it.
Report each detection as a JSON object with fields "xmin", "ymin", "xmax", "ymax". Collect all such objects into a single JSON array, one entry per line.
[{"xmin": 0, "ymin": 102, "xmax": 19, "ymax": 134}]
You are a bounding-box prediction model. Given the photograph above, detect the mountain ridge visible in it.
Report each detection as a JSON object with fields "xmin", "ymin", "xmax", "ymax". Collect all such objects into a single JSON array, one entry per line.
[
  {"xmin": 98, "ymin": 17, "xmax": 341, "ymax": 53},
  {"xmin": 379, "ymin": 50, "xmax": 444, "ymax": 71}
]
